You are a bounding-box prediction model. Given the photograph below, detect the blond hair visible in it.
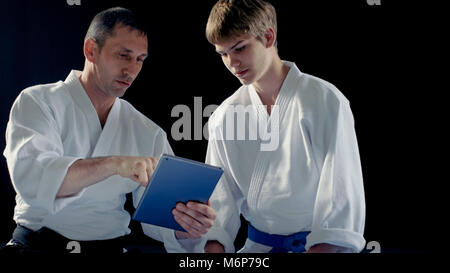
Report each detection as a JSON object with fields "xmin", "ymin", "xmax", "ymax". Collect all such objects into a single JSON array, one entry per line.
[{"xmin": 206, "ymin": 0, "xmax": 277, "ymax": 45}]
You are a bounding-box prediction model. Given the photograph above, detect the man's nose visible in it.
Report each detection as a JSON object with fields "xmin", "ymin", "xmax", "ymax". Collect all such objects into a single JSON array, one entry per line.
[{"xmin": 123, "ymin": 60, "xmax": 142, "ymax": 79}]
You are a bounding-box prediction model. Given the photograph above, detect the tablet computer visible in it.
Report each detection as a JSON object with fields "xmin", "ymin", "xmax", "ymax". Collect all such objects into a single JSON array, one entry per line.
[{"xmin": 132, "ymin": 154, "xmax": 223, "ymax": 231}]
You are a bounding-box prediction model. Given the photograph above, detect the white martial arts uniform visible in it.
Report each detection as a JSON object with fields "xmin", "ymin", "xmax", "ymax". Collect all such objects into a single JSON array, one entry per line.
[
  {"xmin": 3, "ymin": 70, "xmax": 183, "ymax": 251},
  {"xmin": 201, "ymin": 61, "xmax": 366, "ymax": 253}
]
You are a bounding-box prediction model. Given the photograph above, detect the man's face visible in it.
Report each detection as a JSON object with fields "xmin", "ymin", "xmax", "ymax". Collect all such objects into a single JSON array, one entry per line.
[
  {"xmin": 215, "ymin": 34, "xmax": 272, "ymax": 86},
  {"xmin": 94, "ymin": 25, "xmax": 148, "ymax": 98}
]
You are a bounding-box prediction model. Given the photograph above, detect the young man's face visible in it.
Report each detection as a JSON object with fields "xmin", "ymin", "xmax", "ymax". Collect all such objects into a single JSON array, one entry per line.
[
  {"xmin": 94, "ymin": 25, "xmax": 148, "ymax": 98},
  {"xmin": 215, "ymin": 33, "xmax": 272, "ymax": 86}
]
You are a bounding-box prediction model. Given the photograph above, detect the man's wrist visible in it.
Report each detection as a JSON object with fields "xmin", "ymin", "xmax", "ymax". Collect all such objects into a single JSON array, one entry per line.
[{"xmin": 105, "ymin": 156, "xmax": 120, "ymax": 176}]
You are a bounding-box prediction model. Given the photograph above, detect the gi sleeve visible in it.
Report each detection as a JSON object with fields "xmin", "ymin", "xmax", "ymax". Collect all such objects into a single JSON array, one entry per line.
[
  {"xmin": 3, "ymin": 91, "xmax": 82, "ymax": 215},
  {"xmin": 306, "ymin": 95, "xmax": 366, "ymax": 252},
  {"xmin": 203, "ymin": 131, "xmax": 244, "ymax": 253},
  {"xmin": 133, "ymin": 129, "xmax": 206, "ymax": 252}
]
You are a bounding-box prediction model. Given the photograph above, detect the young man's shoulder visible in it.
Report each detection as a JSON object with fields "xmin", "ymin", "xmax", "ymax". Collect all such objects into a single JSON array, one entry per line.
[
  {"xmin": 296, "ymin": 72, "xmax": 350, "ymax": 112},
  {"xmin": 281, "ymin": 62, "xmax": 349, "ymax": 108},
  {"xmin": 208, "ymin": 85, "xmax": 251, "ymax": 125}
]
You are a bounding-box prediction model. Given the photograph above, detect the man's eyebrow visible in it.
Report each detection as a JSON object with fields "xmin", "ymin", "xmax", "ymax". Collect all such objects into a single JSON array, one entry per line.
[
  {"xmin": 119, "ymin": 48, "xmax": 133, "ymax": 53},
  {"xmin": 216, "ymin": 40, "xmax": 245, "ymax": 54},
  {"xmin": 119, "ymin": 47, "xmax": 148, "ymax": 58}
]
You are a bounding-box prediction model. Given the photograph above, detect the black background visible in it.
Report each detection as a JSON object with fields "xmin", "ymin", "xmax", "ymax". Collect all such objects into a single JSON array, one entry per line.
[{"xmin": 0, "ymin": 0, "xmax": 439, "ymax": 253}]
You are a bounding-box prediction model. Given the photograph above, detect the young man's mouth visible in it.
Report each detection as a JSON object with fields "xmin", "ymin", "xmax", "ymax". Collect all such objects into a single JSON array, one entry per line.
[{"xmin": 236, "ymin": 69, "xmax": 249, "ymax": 78}]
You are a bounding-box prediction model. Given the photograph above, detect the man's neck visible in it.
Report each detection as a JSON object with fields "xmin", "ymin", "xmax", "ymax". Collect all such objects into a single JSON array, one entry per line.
[{"xmin": 79, "ymin": 70, "xmax": 115, "ymax": 127}]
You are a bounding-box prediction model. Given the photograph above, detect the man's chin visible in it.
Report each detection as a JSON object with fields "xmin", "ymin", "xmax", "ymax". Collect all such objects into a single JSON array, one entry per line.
[{"xmin": 112, "ymin": 87, "xmax": 128, "ymax": 98}]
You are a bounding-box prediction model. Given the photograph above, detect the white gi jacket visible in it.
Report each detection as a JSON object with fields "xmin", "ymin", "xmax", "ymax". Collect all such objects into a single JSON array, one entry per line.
[
  {"xmin": 203, "ymin": 61, "xmax": 366, "ymax": 253},
  {"xmin": 3, "ymin": 70, "xmax": 182, "ymax": 250}
]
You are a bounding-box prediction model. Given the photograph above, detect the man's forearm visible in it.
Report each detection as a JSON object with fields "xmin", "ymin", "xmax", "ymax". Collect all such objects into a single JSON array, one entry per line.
[
  {"xmin": 56, "ymin": 156, "xmax": 157, "ymax": 198},
  {"xmin": 56, "ymin": 156, "xmax": 118, "ymax": 198}
]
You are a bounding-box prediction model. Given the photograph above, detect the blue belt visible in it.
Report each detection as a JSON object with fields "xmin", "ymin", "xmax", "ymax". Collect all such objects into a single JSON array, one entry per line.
[{"xmin": 247, "ymin": 224, "xmax": 310, "ymax": 253}]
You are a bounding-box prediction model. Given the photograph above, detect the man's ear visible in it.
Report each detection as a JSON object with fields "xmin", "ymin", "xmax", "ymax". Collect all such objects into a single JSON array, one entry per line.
[
  {"xmin": 84, "ymin": 38, "xmax": 98, "ymax": 63},
  {"xmin": 264, "ymin": 28, "xmax": 276, "ymax": 48}
]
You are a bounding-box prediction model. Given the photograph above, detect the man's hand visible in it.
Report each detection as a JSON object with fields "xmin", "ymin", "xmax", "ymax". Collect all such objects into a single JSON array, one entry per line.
[
  {"xmin": 115, "ymin": 156, "xmax": 158, "ymax": 187},
  {"xmin": 172, "ymin": 201, "xmax": 216, "ymax": 239}
]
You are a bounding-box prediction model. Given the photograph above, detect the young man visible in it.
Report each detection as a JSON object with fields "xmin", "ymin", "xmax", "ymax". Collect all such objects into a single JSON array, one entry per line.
[
  {"xmin": 1, "ymin": 7, "xmax": 215, "ymax": 254},
  {"xmin": 201, "ymin": 0, "xmax": 366, "ymax": 253}
]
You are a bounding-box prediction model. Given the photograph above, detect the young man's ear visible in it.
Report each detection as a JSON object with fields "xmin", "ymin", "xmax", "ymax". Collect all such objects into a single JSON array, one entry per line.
[
  {"xmin": 84, "ymin": 38, "xmax": 98, "ymax": 63},
  {"xmin": 264, "ymin": 28, "xmax": 276, "ymax": 48}
]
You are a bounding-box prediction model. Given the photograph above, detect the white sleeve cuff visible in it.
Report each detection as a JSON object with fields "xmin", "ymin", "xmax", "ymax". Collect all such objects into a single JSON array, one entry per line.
[
  {"xmin": 37, "ymin": 156, "xmax": 83, "ymax": 214},
  {"xmin": 305, "ymin": 228, "xmax": 366, "ymax": 252},
  {"xmin": 160, "ymin": 228, "xmax": 207, "ymax": 253},
  {"xmin": 206, "ymin": 226, "xmax": 236, "ymax": 253}
]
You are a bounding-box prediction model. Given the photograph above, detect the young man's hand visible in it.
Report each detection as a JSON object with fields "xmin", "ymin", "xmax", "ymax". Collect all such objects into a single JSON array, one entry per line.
[
  {"xmin": 172, "ymin": 201, "xmax": 216, "ymax": 239},
  {"xmin": 204, "ymin": 240, "xmax": 225, "ymax": 253},
  {"xmin": 307, "ymin": 243, "xmax": 353, "ymax": 253}
]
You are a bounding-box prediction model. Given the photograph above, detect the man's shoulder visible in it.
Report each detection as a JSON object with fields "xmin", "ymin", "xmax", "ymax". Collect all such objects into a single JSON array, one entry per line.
[
  {"xmin": 118, "ymin": 99, "xmax": 166, "ymax": 135},
  {"xmin": 20, "ymin": 80, "xmax": 65, "ymax": 99},
  {"xmin": 14, "ymin": 80, "xmax": 68, "ymax": 111}
]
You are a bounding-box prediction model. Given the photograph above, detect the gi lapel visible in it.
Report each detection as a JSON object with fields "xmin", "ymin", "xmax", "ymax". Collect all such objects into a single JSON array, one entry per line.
[
  {"xmin": 65, "ymin": 70, "xmax": 102, "ymax": 155},
  {"xmin": 91, "ymin": 99, "xmax": 121, "ymax": 157},
  {"xmin": 246, "ymin": 62, "xmax": 301, "ymax": 211}
]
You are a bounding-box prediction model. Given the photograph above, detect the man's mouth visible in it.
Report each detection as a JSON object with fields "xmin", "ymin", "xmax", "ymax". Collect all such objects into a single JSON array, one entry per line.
[{"xmin": 116, "ymin": 80, "xmax": 131, "ymax": 87}]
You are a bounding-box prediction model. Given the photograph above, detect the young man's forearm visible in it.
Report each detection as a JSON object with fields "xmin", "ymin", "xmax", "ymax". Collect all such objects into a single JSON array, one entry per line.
[
  {"xmin": 204, "ymin": 240, "xmax": 225, "ymax": 253},
  {"xmin": 307, "ymin": 243, "xmax": 353, "ymax": 253}
]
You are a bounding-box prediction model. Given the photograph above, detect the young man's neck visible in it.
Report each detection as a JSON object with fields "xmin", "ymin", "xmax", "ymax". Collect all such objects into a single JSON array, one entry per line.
[
  {"xmin": 252, "ymin": 55, "xmax": 289, "ymax": 106},
  {"xmin": 79, "ymin": 68, "xmax": 115, "ymax": 127}
]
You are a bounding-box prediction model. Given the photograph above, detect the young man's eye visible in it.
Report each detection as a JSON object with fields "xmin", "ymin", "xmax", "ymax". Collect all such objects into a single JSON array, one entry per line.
[{"xmin": 235, "ymin": 45, "xmax": 246, "ymax": 52}]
